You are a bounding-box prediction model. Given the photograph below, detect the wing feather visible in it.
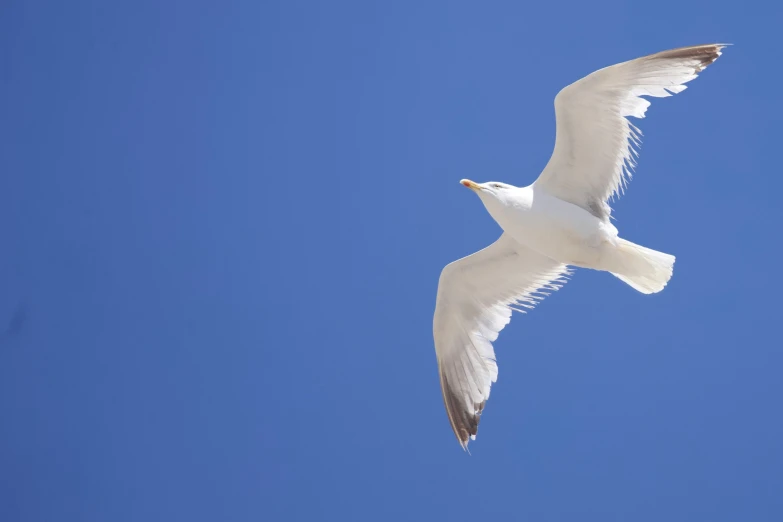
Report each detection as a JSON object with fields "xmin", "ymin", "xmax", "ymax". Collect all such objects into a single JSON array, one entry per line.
[
  {"xmin": 433, "ymin": 234, "xmax": 570, "ymax": 449},
  {"xmin": 534, "ymin": 43, "xmax": 727, "ymax": 220}
]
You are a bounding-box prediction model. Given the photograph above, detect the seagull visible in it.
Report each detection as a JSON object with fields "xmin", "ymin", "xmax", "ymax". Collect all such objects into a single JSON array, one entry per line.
[{"xmin": 433, "ymin": 43, "xmax": 726, "ymax": 450}]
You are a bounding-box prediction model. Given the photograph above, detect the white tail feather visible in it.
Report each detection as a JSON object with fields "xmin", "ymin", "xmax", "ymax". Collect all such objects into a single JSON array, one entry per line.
[{"xmin": 609, "ymin": 238, "xmax": 675, "ymax": 294}]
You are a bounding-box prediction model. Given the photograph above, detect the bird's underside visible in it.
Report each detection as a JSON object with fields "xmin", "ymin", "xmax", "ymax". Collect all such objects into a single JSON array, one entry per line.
[{"xmin": 433, "ymin": 43, "xmax": 726, "ymax": 450}]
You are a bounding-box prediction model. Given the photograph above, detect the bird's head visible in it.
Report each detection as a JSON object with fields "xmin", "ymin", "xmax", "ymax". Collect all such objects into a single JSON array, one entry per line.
[
  {"xmin": 460, "ymin": 179, "xmax": 519, "ymax": 220},
  {"xmin": 460, "ymin": 179, "xmax": 516, "ymax": 192},
  {"xmin": 460, "ymin": 179, "xmax": 516, "ymax": 206}
]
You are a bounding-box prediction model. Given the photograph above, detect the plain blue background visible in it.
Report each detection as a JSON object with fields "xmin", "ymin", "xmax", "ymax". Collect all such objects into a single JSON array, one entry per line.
[{"xmin": 2, "ymin": 1, "xmax": 781, "ymax": 521}]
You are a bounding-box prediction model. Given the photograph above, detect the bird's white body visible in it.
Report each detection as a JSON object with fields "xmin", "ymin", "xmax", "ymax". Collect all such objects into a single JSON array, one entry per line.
[
  {"xmin": 432, "ymin": 44, "xmax": 727, "ymax": 451},
  {"xmin": 480, "ymin": 184, "xmax": 617, "ymax": 269}
]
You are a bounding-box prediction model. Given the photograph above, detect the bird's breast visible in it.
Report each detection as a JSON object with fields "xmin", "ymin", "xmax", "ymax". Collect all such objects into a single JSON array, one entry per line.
[{"xmin": 493, "ymin": 189, "xmax": 609, "ymax": 266}]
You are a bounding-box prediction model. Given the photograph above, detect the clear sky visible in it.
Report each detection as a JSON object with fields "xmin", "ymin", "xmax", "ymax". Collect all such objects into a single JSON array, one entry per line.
[{"xmin": 1, "ymin": 1, "xmax": 782, "ymax": 521}]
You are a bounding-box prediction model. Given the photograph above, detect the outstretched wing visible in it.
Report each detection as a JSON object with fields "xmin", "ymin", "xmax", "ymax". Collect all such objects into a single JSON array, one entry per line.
[
  {"xmin": 534, "ymin": 44, "xmax": 726, "ymax": 220},
  {"xmin": 433, "ymin": 234, "xmax": 570, "ymax": 450}
]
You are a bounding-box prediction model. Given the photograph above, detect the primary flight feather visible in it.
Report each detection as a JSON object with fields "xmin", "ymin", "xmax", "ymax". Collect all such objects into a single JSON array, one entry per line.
[{"xmin": 433, "ymin": 43, "xmax": 726, "ymax": 450}]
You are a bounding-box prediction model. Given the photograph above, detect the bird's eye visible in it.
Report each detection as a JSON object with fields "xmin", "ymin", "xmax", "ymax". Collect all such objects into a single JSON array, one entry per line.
[{"xmin": 493, "ymin": 183, "xmax": 503, "ymax": 189}]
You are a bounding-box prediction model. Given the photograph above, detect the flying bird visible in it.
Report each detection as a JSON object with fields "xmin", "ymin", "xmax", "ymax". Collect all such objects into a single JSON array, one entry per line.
[{"xmin": 433, "ymin": 44, "xmax": 727, "ymax": 450}]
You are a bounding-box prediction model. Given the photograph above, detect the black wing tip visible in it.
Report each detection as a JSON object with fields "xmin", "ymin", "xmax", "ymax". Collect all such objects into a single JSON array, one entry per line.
[
  {"xmin": 440, "ymin": 370, "xmax": 485, "ymax": 452},
  {"xmin": 650, "ymin": 43, "xmax": 730, "ymax": 71}
]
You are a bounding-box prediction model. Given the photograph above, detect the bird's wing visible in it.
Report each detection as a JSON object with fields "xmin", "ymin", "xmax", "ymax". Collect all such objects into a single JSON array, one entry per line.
[
  {"xmin": 534, "ymin": 44, "xmax": 726, "ymax": 220},
  {"xmin": 433, "ymin": 233, "xmax": 570, "ymax": 450}
]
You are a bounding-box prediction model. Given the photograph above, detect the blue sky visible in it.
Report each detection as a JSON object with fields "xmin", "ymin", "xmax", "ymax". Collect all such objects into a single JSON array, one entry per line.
[{"xmin": 2, "ymin": 1, "xmax": 782, "ymax": 521}]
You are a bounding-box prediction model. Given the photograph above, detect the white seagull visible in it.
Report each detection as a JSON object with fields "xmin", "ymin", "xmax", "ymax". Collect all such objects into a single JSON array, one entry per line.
[{"xmin": 433, "ymin": 44, "xmax": 726, "ymax": 450}]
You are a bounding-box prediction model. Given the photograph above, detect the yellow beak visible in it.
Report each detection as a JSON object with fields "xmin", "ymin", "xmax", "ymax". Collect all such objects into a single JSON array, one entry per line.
[{"xmin": 460, "ymin": 179, "xmax": 481, "ymax": 191}]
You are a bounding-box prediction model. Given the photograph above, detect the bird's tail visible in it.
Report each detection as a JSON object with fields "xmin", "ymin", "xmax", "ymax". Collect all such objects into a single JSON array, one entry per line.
[{"xmin": 608, "ymin": 238, "xmax": 675, "ymax": 294}]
